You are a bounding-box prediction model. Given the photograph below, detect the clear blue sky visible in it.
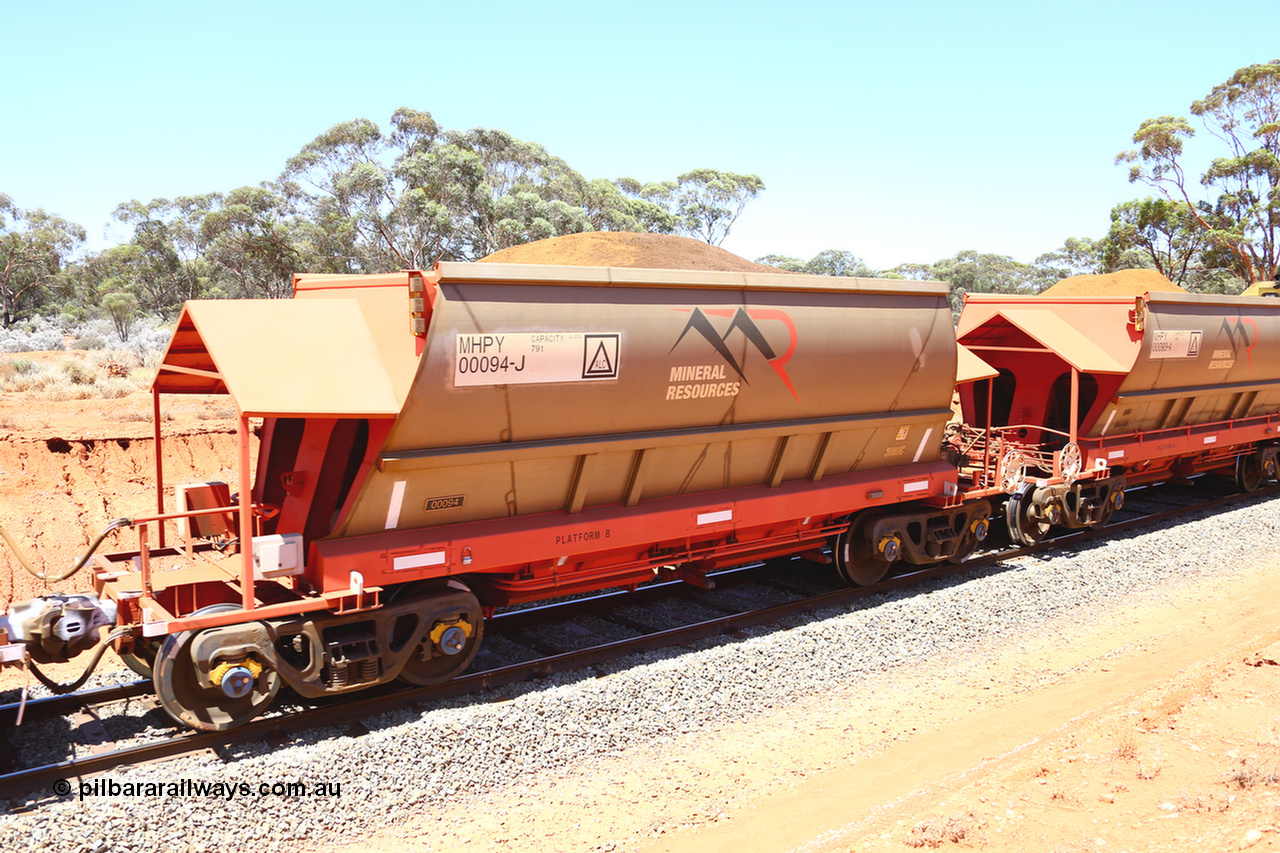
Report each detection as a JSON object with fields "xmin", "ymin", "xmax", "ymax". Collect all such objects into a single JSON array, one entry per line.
[{"xmin": 2, "ymin": 0, "xmax": 1277, "ymax": 270}]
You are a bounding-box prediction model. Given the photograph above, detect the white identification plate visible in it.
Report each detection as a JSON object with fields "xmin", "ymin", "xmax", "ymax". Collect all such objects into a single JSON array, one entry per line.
[
  {"xmin": 454, "ymin": 332, "xmax": 620, "ymax": 386},
  {"xmin": 1149, "ymin": 329, "xmax": 1202, "ymax": 359}
]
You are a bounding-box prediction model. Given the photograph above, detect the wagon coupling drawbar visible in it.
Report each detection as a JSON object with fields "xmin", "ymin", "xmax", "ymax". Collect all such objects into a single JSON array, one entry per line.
[{"xmin": 0, "ymin": 517, "xmax": 135, "ymax": 702}]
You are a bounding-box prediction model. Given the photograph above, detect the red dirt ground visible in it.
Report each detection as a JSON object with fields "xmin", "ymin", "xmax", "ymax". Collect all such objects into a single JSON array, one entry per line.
[{"xmin": 0, "ymin": 389, "xmax": 243, "ymax": 608}]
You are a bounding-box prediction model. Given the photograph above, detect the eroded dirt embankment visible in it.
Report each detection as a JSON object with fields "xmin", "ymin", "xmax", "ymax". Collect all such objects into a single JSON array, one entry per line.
[{"xmin": 0, "ymin": 429, "xmax": 245, "ymax": 607}]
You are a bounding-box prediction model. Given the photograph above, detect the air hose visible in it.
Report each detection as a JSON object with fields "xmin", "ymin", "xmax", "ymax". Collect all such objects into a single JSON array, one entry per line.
[
  {"xmin": 0, "ymin": 517, "xmax": 134, "ymax": 583},
  {"xmin": 25, "ymin": 628, "xmax": 131, "ymax": 694}
]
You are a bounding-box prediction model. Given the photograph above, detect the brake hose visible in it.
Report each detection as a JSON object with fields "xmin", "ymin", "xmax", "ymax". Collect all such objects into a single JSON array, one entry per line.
[
  {"xmin": 24, "ymin": 628, "xmax": 131, "ymax": 695},
  {"xmin": 0, "ymin": 517, "xmax": 134, "ymax": 582}
]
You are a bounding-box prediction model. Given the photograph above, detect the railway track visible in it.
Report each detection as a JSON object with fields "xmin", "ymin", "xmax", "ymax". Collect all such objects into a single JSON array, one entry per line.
[{"xmin": 1, "ymin": 476, "xmax": 1272, "ymax": 805}]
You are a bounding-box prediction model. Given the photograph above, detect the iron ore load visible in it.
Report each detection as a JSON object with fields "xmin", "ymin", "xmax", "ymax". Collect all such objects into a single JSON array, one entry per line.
[{"xmin": 3, "ymin": 263, "xmax": 1279, "ymax": 732}]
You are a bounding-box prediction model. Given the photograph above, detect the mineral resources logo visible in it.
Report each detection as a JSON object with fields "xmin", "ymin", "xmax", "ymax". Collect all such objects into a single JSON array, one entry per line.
[
  {"xmin": 1217, "ymin": 316, "xmax": 1258, "ymax": 367},
  {"xmin": 667, "ymin": 307, "xmax": 799, "ymax": 402}
]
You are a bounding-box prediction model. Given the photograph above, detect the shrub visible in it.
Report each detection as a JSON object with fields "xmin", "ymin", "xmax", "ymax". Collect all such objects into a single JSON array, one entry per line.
[
  {"xmin": 60, "ymin": 359, "xmax": 97, "ymax": 385},
  {"xmin": 95, "ymin": 377, "xmax": 136, "ymax": 399},
  {"xmin": 69, "ymin": 335, "xmax": 106, "ymax": 351},
  {"xmin": 0, "ymin": 317, "xmax": 65, "ymax": 352},
  {"xmin": 41, "ymin": 376, "xmax": 98, "ymax": 401}
]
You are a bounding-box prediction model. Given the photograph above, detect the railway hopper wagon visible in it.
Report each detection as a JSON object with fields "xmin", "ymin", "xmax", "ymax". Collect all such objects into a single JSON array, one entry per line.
[
  {"xmin": 0, "ymin": 263, "xmax": 986, "ymax": 731},
  {"xmin": 952, "ymin": 291, "xmax": 1280, "ymax": 545}
]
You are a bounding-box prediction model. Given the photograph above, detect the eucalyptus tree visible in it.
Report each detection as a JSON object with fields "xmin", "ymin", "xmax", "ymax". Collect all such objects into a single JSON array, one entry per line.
[
  {"xmin": 619, "ymin": 171, "xmax": 764, "ymax": 246},
  {"xmin": 1032, "ymin": 237, "xmax": 1102, "ymax": 286},
  {"xmin": 0, "ymin": 194, "xmax": 86, "ymax": 327},
  {"xmin": 445, "ymin": 126, "xmax": 595, "ymax": 257},
  {"xmin": 281, "ymin": 115, "xmax": 414, "ymax": 270},
  {"xmin": 582, "ymin": 179, "xmax": 678, "ymax": 233},
  {"xmin": 101, "ymin": 290, "xmax": 139, "ymax": 341},
  {"xmin": 669, "ymin": 169, "xmax": 764, "ymax": 246},
  {"xmin": 887, "ymin": 250, "xmax": 1039, "ymax": 316},
  {"xmin": 282, "ymin": 109, "xmax": 602, "ymax": 266},
  {"xmin": 1117, "ymin": 60, "xmax": 1280, "ymax": 283},
  {"xmin": 1099, "ymin": 198, "xmax": 1206, "ymax": 287},
  {"xmin": 284, "ymin": 109, "xmax": 766, "ymax": 269},
  {"xmin": 755, "ymin": 249, "xmax": 875, "ymax": 277},
  {"xmin": 111, "ymin": 197, "xmax": 215, "ymax": 314},
  {"xmin": 200, "ymin": 186, "xmax": 302, "ymax": 299}
]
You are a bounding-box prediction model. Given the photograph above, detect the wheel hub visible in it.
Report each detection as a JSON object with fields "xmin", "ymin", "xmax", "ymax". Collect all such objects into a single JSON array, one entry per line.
[
  {"xmin": 437, "ymin": 626, "xmax": 467, "ymax": 655},
  {"xmin": 429, "ymin": 617, "xmax": 474, "ymax": 656},
  {"xmin": 219, "ymin": 666, "xmax": 256, "ymax": 699},
  {"xmin": 397, "ymin": 587, "xmax": 485, "ymax": 687}
]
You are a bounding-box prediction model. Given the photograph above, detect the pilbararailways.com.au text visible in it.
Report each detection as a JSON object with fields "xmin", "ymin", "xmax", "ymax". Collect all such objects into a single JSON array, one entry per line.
[{"xmin": 57, "ymin": 777, "xmax": 341, "ymax": 800}]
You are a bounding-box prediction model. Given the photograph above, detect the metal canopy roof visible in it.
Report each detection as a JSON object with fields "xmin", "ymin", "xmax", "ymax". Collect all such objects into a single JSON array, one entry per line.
[
  {"xmin": 956, "ymin": 344, "xmax": 999, "ymax": 383},
  {"xmin": 153, "ymin": 299, "xmax": 403, "ymax": 417},
  {"xmin": 959, "ymin": 305, "xmax": 1137, "ymax": 374}
]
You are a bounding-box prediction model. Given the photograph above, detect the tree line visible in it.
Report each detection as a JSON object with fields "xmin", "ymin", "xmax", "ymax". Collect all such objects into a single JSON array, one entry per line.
[
  {"xmin": 2, "ymin": 61, "xmax": 1277, "ymax": 333},
  {"xmin": 0, "ymin": 108, "xmax": 764, "ymax": 333}
]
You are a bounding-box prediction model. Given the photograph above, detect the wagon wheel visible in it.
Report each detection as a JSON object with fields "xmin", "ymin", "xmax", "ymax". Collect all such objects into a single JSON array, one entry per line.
[
  {"xmin": 1005, "ymin": 483, "xmax": 1052, "ymax": 546},
  {"xmin": 947, "ymin": 502, "xmax": 990, "ymax": 565},
  {"xmin": 119, "ymin": 637, "xmax": 162, "ymax": 679},
  {"xmin": 153, "ymin": 604, "xmax": 281, "ymax": 732},
  {"xmin": 1057, "ymin": 443, "xmax": 1082, "ymax": 485},
  {"xmin": 1236, "ymin": 453, "xmax": 1264, "ymax": 493},
  {"xmin": 1093, "ymin": 490, "xmax": 1120, "ymax": 528},
  {"xmin": 397, "ymin": 584, "xmax": 485, "ymax": 687},
  {"xmin": 833, "ymin": 513, "xmax": 894, "ymax": 587}
]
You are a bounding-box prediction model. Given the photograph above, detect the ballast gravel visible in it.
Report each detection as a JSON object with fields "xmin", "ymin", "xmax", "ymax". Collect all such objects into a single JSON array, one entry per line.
[{"xmin": 3, "ymin": 492, "xmax": 1280, "ymax": 852}]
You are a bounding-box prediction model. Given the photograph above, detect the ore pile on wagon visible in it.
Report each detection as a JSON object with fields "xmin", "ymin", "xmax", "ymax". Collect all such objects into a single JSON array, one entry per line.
[{"xmin": 2, "ymin": 253, "xmax": 1279, "ymax": 733}]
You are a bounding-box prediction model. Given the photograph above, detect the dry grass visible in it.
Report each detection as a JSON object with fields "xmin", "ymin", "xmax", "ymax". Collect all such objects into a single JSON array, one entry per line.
[
  {"xmin": 0, "ymin": 352, "xmax": 150, "ymax": 400},
  {"xmin": 1174, "ymin": 790, "xmax": 1232, "ymax": 813},
  {"xmin": 200, "ymin": 401, "xmax": 238, "ymax": 420},
  {"xmin": 1262, "ymin": 716, "xmax": 1280, "ymax": 747},
  {"xmin": 1223, "ymin": 758, "xmax": 1280, "ymax": 789},
  {"xmin": 1111, "ymin": 728, "xmax": 1139, "ymax": 761},
  {"xmin": 904, "ymin": 812, "xmax": 976, "ymax": 848},
  {"xmin": 1136, "ymin": 756, "xmax": 1164, "ymax": 780},
  {"xmin": 1107, "ymin": 727, "xmax": 1164, "ymax": 780},
  {"xmin": 107, "ymin": 406, "xmax": 155, "ymax": 423}
]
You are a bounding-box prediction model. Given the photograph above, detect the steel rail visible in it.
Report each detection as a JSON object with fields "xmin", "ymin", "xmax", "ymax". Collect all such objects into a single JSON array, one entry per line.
[
  {"xmin": 0, "ymin": 680, "xmax": 152, "ymax": 726},
  {"xmin": 0, "ymin": 561, "xmax": 782, "ymax": 727}
]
